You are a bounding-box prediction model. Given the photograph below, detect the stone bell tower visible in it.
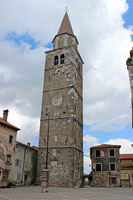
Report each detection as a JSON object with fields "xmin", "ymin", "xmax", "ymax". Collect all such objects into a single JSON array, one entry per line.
[
  {"xmin": 36, "ymin": 12, "xmax": 84, "ymax": 187},
  {"xmin": 126, "ymin": 47, "xmax": 133, "ymax": 128}
]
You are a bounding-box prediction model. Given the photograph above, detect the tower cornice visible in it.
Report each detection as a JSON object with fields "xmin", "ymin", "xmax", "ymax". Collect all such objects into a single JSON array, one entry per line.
[{"xmin": 52, "ymin": 32, "xmax": 79, "ymax": 44}]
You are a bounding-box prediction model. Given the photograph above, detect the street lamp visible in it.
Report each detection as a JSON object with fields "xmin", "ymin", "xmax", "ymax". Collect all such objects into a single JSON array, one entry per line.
[{"xmin": 41, "ymin": 109, "xmax": 50, "ymax": 193}]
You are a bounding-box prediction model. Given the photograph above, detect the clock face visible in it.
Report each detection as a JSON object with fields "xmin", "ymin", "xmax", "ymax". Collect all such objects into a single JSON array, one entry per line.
[{"xmin": 52, "ymin": 96, "xmax": 62, "ymax": 106}]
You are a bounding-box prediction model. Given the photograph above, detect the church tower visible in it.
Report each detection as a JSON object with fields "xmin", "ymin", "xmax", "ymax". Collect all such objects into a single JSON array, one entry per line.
[
  {"xmin": 126, "ymin": 47, "xmax": 133, "ymax": 128},
  {"xmin": 36, "ymin": 12, "xmax": 84, "ymax": 187}
]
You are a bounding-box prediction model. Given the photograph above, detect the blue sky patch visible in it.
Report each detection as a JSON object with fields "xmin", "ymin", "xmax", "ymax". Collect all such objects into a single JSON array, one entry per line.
[
  {"xmin": 83, "ymin": 122, "xmax": 133, "ymax": 145},
  {"xmin": 45, "ymin": 42, "xmax": 53, "ymax": 49},
  {"xmin": 123, "ymin": 0, "xmax": 133, "ymax": 40},
  {"xmin": 4, "ymin": 32, "xmax": 40, "ymax": 50}
]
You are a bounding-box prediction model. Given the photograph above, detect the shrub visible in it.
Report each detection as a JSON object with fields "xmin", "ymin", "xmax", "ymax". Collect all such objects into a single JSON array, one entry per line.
[{"xmin": 7, "ymin": 182, "xmax": 15, "ymax": 188}]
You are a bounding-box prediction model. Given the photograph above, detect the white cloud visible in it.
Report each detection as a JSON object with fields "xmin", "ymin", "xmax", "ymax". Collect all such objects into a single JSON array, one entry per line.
[
  {"xmin": 0, "ymin": 0, "xmax": 133, "ymax": 143},
  {"xmin": 106, "ymin": 138, "xmax": 133, "ymax": 153},
  {"xmin": 83, "ymin": 134, "xmax": 98, "ymax": 174},
  {"xmin": 84, "ymin": 154, "xmax": 91, "ymax": 174},
  {"xmin": 83, "ymin": 135, "xmax": 99, "ymax": 146}
]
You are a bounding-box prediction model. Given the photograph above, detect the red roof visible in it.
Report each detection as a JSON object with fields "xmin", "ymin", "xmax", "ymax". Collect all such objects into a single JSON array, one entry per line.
[
  {"xmin": 120, "ymin": 154, "xmax": 133, "ymax": 160},
  {"xmin": 91, "ymin": 144, "xmax": 121, "ymax": 149},
  {"xmin": 16, "ymin": 141, "xmax": 38, "ymax": 151},
  {"xmin": 0, "ymin": 117, "xmax": 20, "ymax": 131}
]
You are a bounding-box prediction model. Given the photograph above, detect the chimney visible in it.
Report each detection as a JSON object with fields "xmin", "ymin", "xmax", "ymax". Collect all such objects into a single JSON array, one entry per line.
[
  {"xmin": 27, "ymin": 143, "xmax": 30, "ymax": 146},
  {"xmin": 3, "ymin": 109, "xmax": 9, "ymax": 122}
]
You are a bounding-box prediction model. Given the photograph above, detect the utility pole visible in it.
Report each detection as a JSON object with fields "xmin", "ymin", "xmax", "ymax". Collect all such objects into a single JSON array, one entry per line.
[{"xmin": 41, "ymin": 108, "xmax": 50, "ymax": 193}]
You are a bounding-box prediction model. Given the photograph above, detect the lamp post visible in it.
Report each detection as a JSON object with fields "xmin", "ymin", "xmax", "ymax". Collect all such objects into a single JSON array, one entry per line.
[{"xmin": 41, "ymin": 109, "xmax": 50, "ymax": 193}]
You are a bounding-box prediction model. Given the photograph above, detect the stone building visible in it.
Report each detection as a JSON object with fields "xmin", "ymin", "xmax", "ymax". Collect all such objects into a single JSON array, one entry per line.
[
  {"xmin": 126, "ymin": 47, "xmax": 133, "ymax": 127},
  {"xmin": 120, "ymin": 154, "xmax": 133, "ymax": 187},
  {"xmin": 90, "ymin": 144, "xmax": 121, "ymax": 187},
  {"xmin": 36, "ymin": 12, "xmax": 83, "ymax": 187},
  {"xmin": 11, "ymin": 141, "xmax": 38, "ymax": 186},
  {"xmin": 0, "ymin": 110, "xmax": 20, "ymax": 187}
]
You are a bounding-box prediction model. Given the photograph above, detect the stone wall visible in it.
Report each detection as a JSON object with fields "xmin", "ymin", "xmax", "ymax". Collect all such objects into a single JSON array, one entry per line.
[
  {"xmin": 37, "ymin": 32, "xmax": 83, "ymax": 187},
  {"xmin": 36, "ymin": 147, "xmax": 83, "ymax": 187},
  {"xmin": 92, "ymin": 172, "xmax": 110, "ymax": 187}
]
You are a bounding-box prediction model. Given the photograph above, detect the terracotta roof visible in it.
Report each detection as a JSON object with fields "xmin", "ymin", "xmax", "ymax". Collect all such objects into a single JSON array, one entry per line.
[
  {"xmin": 120, "ymin": 154, "xmax": 133, "ymax": 160},
  {"xmin": 58, "ymin": 12, "xmax": 74, "ymax": 35},
  {"xmin": 16, "ymin": 141, "xmax": 38, "ymax": 151},
  {"xmin": 0, "ymin": 117, "xmax": 20, "ymax": 131},
  {"xmin": 91, "ymin": 144, "xmax": 121, "ymax": 149},
  {"xmin": 32, "ymin": 145, "xmax": 39, "ymax": 151}
]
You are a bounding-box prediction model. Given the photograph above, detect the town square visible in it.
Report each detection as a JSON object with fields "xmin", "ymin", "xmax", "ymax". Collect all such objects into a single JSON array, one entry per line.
[{"xmin": 0, "ymin": 0, "xmax": 133, "ymax": 199}]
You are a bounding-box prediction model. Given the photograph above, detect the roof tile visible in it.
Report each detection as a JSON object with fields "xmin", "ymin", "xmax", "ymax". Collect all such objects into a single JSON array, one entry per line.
[
  {"xmin": 91, "ymin": 144, "xmax": 121, "ymax": 149},
  {"xmin": 120, "ymin": 154, "xmax": 133, "ymax": 160},
  {"xmin": 0, "ymin": 117, "xmax": 20, "ymax": 131}
]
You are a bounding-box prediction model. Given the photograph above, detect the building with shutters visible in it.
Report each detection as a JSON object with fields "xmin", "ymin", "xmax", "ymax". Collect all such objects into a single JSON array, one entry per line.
[
  {"xmin": 0, "ymin": 110, "xmax": 20, "ymax": 187},
  {"xmin": 11, "ymin": 141, "xmax": 38, "ymax": 186},
  {"xmin": 120, "ymin": 154, "xmax": 133, "ymax": 187},
  {"xmin": 90, "ymin": 144, "xmax": 121, "ymax": 187}
]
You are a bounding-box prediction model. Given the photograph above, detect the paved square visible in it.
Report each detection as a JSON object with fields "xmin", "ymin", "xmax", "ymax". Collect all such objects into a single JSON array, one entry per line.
[{"xmin": 0, "ymin": 186, "xmax": 133, "ymax": 200}]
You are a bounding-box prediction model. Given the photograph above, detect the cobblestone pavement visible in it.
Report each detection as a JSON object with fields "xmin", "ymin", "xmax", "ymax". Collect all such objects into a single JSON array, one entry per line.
[{"xmin": 0, "ymin": 186, "xmax": 133, "ymax": 200}]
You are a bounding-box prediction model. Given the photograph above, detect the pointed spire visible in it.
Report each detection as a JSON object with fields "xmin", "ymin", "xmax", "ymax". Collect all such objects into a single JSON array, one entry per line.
[{"xmin": 58, "ymin": 12, "xmax": 74, "ymax": 35}]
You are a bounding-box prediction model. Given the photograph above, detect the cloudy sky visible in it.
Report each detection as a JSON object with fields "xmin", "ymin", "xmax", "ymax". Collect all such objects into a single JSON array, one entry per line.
[{"xmin": 0, "ymin": 0, "xmax": 133, "ymax": 173}]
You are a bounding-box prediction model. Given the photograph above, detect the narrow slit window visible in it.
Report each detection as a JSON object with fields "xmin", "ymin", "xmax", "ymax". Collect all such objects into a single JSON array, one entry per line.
[
  {"xmin": 60, "ymin": 54, "xmax": 64, "ymax": 64},
  {"xmin": 54, "ymin": 55, "xmax": 58, "ymax": 65},
  {"xmin": 68, "ymin": 37, "xmax": 72, "ymax": 46},
  {"xmin": 9, "ymin": 135, "xmax": 13, "ymax": 144}
]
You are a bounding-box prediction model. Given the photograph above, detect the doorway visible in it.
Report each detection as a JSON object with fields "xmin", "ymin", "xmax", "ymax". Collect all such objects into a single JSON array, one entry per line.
[{"xmin": 24, "ymin": 174, "xmax": 28, "ymax": 185}]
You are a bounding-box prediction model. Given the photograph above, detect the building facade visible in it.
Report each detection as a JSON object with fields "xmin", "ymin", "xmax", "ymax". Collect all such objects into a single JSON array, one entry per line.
[
  {"xmin": 0, "ymin": 110, "xmax": 20, "ymax": 187},
  {"xmin": 11, "ymin": 141, "xmax": 38, "ymax": 186},
  {"xmin": 120, "ymin": 154, "xmax": 133, "ymax": 187},
  {"xmin": 90, "ymin": 144, "xmax": 121, "ymax": 187},
  {"xmin": 36, "ymin": 12, "xmax": 83, "ymax": 187},
  {"xmin": 126, "ymin": 47, "xmax": 133, "ymax": 127}
]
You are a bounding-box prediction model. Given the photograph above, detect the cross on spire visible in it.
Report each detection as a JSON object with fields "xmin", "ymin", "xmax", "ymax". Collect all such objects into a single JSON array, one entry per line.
[{"xmin": 65, "ymin": 6, "xmax": 69, "ymax": 13}]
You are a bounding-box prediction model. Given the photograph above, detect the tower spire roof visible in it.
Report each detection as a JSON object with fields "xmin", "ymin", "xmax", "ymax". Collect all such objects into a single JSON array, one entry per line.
[{"xmin": 58, "ymin": 12, "xmax": 74, "ymax": 35}]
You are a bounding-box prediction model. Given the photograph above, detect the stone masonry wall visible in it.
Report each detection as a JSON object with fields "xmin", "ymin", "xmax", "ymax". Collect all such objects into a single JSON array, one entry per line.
[
  {"xmin": 92, "ymin": 172, "xmax": 110, "ymax": 187},
  {"xmin": 36, "ymin": 33, "xmax": 83, "ymax": 187}
]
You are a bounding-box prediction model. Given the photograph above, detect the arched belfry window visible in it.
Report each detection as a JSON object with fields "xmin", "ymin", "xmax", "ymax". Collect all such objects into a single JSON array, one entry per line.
[
  {"xmin": 54, "ymin": 55, "xmax": 58, "ymax": 65},
  {"xmin": 60, "ymin": 54, "xmax": 64, "ymax": 64}
]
